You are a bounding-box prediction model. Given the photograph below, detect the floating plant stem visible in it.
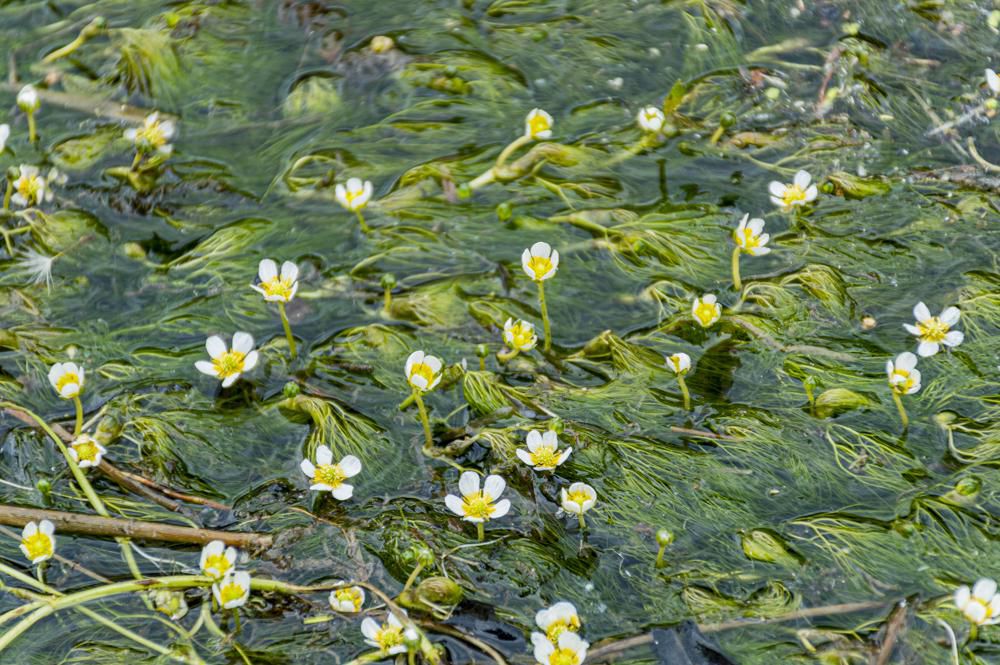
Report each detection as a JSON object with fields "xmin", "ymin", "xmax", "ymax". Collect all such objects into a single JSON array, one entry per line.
[
  {"xmin": 731, "ymin": 246, "xmax": 742, "ymax": 291},
  {"xmin": 476, "ymin": 522, "xmax": 485, "ymax": 541},
  {"xmin": 72, "ymin": 396, "xmax": 84, "ymax": 436},
  {"xmin": 2, "ymin": 178, "xmax": 12, "ymax": 211},
  {"xmin": 412, "ymin": 389, "xmax": 433, "ymax": 449},
  {"xmin": 278, "ymin": 302, "xmax": 297, "ymax": 359},
  {"xmin": 26, "ymin": 113, "xmax": 37, "ymax": 144},
  {"xmin": 355, "ymin": 209, "xmax": 370, "ymax": 234},
  {"xmin": 677, "ymin": 374, "xmax": 691, "ymax": 411},
  {"xmin": 41, "ymin": 17, "xmax": 106, "ymax": 64},
  {"xmin": 537, "ymin": 280, "xmax": 551, "ymax": 352},
  {"xmin": 892, "ymin": 390, "xmax": 909, "ymax": 429},
  {"xmin": 495, "ymin": 135, "xmax": 532, "ymax": 169}
]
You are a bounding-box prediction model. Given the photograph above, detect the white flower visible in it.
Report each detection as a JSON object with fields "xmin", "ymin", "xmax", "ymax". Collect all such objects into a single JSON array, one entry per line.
[
  {"xmin": 11, "ymin": 165, "xmax": 49, "ymax": 208},
  {"xmin": 768, "ymin": 170, "xmax": 818, "ymax": 209},
  {"xmin": 17, "ymin": 85, "xmax": 40, "ymax": 113},
  {"xmin": 405, "ymin": 350, "xmax": 443, "ymax": 392},
  {"xmin": 19, "ymin": 520, "xmax": 55, "ymax": 564},
  {"xmin": 445, "ymin": 472, "xmax": 511, "ymax": 523},
  {"xmin": 335, "ymin": 177, "xmax": 373, "ymax": 211},
  {"xmin": 522, "ymin": 242, "xmax": 559, "ymax": 282},
  {"xmin": 691, "ymin": 294, "xmax": 721, "ymax": 328},
  {"xmin": 987, "ymin": 69, "xmax": 1000, "ymax": 95},
  {"xmin": 525, "ymin": 108, "xmax": 553, "ymax": 140},
  {"xmin": 533, "ymin": 630, "xmax": 589, "ymax": 665},
  {"xmin": 504, "ymin": 318, "xmax": 538, "ymax": 352},
  {"xmin": 68, "ymin": 434, "xmax": 106, "ymax": 468},
  {"xmin": 329, "ymin": 583, "xmax": 365, "ymax": 612},
  {"xmin": 636, "ymin": 106, "xmax": 665, "ymax": 133},
  {"xmin": 886, "ymin": 352, "xmax": 921, "ymax": 395},
  {"xmin": 535, "ymin": 601, "xmax": 581, "ymax": 642},
  {"xmin": 0, "ymin": 124, "xmax": 9, "ymax": 152},
  {"xmin": 48, "ymin": 361, "xmax": 84, "ymax": 399},
  {"xmin": 199, "ymin": 540, "xmax": 237, "ymax": 580},
  {"xmin": 560, "ymin": 482, "xmax": 596, "ymax": 515},
  {"xmin": 212, "ymin": 570, "xmax": 251, "ymax": 609},
  {"xmin": 361, "ymin": 612, "xmax": 408, "ymax": 655},
  {"xmin": 903, "ymin": 302, "xmax": 963, "ymax": 357},
  {"xmin": 194, "ymin": 333, "xmax": 259, "ymax": 388},
  {"xmin": 124, "ymin": 112, "xmax": 175, "ymax": 155},
  {"xmin": 666, "ymin": 353, "xmax": 690, "ymax": 374},
  {"xmin": 516, "ymin": 430, "xmax": 572, "ymax": 471},
  {"xmin": 300, "ymin": 445, "xmax": 361, "ymax": 499},
  {"xmin": 734, "ymin": 214, "xmax": 771, "ymax": 256},
  {"xmin": 955, "ymin": 578, "xmax": 1000, "ymax": 625},
  {"xmin": 251, "ymin": 259, "xmax": 299, "ymax": 303}
]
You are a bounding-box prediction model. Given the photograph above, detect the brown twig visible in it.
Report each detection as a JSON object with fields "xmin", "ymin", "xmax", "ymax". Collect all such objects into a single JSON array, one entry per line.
[{"xmin": 0, "ymin": 504, "xmax": 271, "ymax": 550}]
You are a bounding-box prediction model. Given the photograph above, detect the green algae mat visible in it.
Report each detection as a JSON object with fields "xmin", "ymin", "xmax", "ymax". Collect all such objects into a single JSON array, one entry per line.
[{"xmin": 1, "ymin": 1, "xmax": 1000, "ymax": 663}]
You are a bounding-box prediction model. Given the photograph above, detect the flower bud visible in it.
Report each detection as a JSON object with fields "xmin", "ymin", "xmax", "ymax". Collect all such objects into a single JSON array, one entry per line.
[{"xmin": 656, "ymin": 528, "xmax": 674, "ymax": 547}]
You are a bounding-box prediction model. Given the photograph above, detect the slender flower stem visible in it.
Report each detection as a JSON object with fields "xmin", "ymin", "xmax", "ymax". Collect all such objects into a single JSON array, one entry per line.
[
  {"xmin": 412, "ymin": 389, "xmax": 433, "ymax": 449},
  {"xmin": 35, "ymin": 562, "xmax": 45, "ymax": 585},
  {"xmin": 476, "ymin": 522, "xmax": 484, "ymax": 541},
  {"xmin": 383, "ymin": 286, "xmax": 392, "ymax": 313},
  {"xmin": 577, "ymin": 513, "xmax": 586, "ymax": 531},
  {"xmin": 355, "ymin": 209, "xmax": 371, "ymax": 233},
  {"xmin": 3, "ymin": 181, "xmax": 12, "ymax": 211},
  {"xmin": 402, "ymin": 562, "xmax": 425, "ymax": 594},
  {"xmin": 677, "ymin": 375, "xmax": 691, "ymax": 411},
  {"xmin": 495, "ymin": 135, "xmax": 531, "ymax": 169},
  {"xmin": 232, "ymin": 609, "xmax": 242, "ymax": 634},
  {"xmin": 478, "ymin": 357, "xmax": 485, "ymax": 371},
  {"xmin": 496, "ymin": 348, "xmax": 519, "ymax": 363},
  {"xmin": 537, "ymin": 280, "xmax": 552, "ymax": 353},
  {"xmin": 731, "ymin": 247, "xmax": 742, "ymax": 291},
  {"xmin": 655, "ymin": 544, "xmax": 667, "ymax": 568},
  {"xmin": 72, "ymin": 396, "xmax": 84, "ymax": 436},
  {"xmin": 277, "ymin": 302, "xmax": 297, "ymax": 359},
  {"xmin": 891, "ymin": 390, "xmax": 909, "ymax": 429},
  {"xmin": 130, "ymin": 151, "xmax": 143, "ymax": 171},
  {"xmin": 27, "ymin": 113, "xmax": 36, "ymax": 144}
]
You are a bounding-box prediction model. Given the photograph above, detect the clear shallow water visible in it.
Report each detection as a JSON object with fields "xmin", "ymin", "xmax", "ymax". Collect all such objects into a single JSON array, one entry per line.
[{"xmin": 0, "ymin": 0, "xmax": 999, "ymax": 663}]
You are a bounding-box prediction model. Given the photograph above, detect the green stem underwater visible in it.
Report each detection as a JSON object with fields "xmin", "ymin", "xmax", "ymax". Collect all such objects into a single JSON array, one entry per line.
[
  {"xmin": 278, "ymin": 302, "xmax": 297, "ymax": 359},
  {"xmin": 496, "ymin": 347, "xmax": 519, "ymax": 363},
  {"xmin": 731, "ymin": 247, "xmax": 742, "ymax": 291},
  {"xmin": 72, "ymin": 396, "xmax": 84, "ymax": 437},
  {"xmin": 537, "ymin": 280, "xmax": 552, "ymax": 353},
  {"xmin": 3, "ymin": 181, "xmax": 12, "ymax": 211},
  {"xmin": 655, "ymin": 544, "xmax": 667, "ymax": 568},
  {"xmin": 130, "ymin": 151, "xmax": 143, "ymax": 171},
  {"xmin": 412, "ymin": 390, "xmax": 433, "ymax": 449},
  {"xmin": 27, "ymin": 113, "xmax": 37, "ymax": 144},
  {"xmin": 355, "ymin": 209, "xmax": 371, "ymax": 234},
  {"xmin": 476, "ymin": 522, "xmax": 485, "ymax": 541},
  {"xmin": 577, "ymin": 512, "xmax": 586, "ymax": 531},
  {"xmin": 891, "ymin": 390, "xmax": 909, "ymax": 429},
  {"xmin": 495, "ymin": 135, "xmax": 531, "ymax": 169},
  {"xmin": 677, "ymin": 375, "xmax": 691, "ymax": 411}
]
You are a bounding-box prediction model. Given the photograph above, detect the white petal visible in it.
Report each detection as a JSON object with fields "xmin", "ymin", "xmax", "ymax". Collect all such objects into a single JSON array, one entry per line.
[
  {"xmin": 280, "ymin": 261, "xmax": 299, "ymax": 282},
  {"xmin": 955, "ymin": 586, "xmax": 971, "ymax": 610},
  {"xmin": 339, "ymin": 455, "xmax": 362, "ymax": 477},
  {"xmin": 967, "ymin": 603, "xmax": 988, "ymax": 624},
  {"xmin": 913, "ymin": 302, "xmax": 931, "ymax": 323},
  {"xmin": 768, "ymin": 181, "xmax": 786, "ymax": 197},
  {"xmin": 973, "ymin": 579, "xmax": 997, "ymax": 602},
  {"xmin": 206, "ymin": 336, "xmax": 227, "ymax": 359},
  {"xmin": 258, "ymin": 259, "xmax": 277, "ymax": 282},
  {"xmin": 242, "ymin": 351, "xmax": 259, "ymax": 372},
  {"xmin": 195, "ymin": 360, "xmax": 218, "ymax": 377},
  {"xmin": 541, "ymin": 430, "xmax": 558, "ymax": 448},
  {"xmin": 747, "ymin": 218, "xmax": 765, "ymax": 235},
  {"xmin": 804, "ymin": 184, "xmax": 818, "ymax": 201},
  {"xmin": 221, "ymin": 374, "xmax": 239, "ymax": 388},
  {"xmin": 483, "ymin": 475, "xmax": 506, "ymax": 499},
  {"xmin": 424, "ymin": 355, "xmax": 443, "ymax": 373},
  {"xmin": 943, "ymin": 330, "xmax": 964, "ymax": 347},
  {"xmin": 410, "ymin": 374, "xmax": 428, "ymax": 390},
  {"xmin": 794, "ymin": 170, "xmax": 811, "ymax": 189},
  {"xmin": 22, "ymin": 522, "xmax": 37, "ymax": 538},
  {"xmin": 458, "ymin": 471, "xmax": 480, "ymax": 497},
  {"xmin": 516, "ymin": 449, "xmax": 535, "ymax": 466},
  {"xmin": 361, "ymin": 617, "xmax": 380, "ymax": 640},
  {"xmin": 530, "ymin": 241, "xmax": 552, "ymax": 259},
  {"xmin": 232, "ymin": 332, "xmax": 254, "ymax": 354},
  {"xmin": 526, "ymin": 430, "xmax": 542, "ymax": 451},
  {"xmin": 335, "ymin": 184, "xmax": 348, "ymax": 208},
  {"xmin": 331, "ymin": 484, "xmax": 354, "ymax": 500},
  {"xmin": 940, "ymin": 306, "xmax": 961, "ymax": 325},
  {"xmin": 39, "ymin": 520, "xmax": 55, "ymax": 535},
  {"xmin": 769, "ymin": 195, "xmax": 784, "ymax": 207},
  {"xmin": 60, "ymin": 383, "xmax": 79, "ymax": 399},
  {"xmin": 903, "ymin": 323, "xmax": 920, "ymax": 336},
  {"xmin": 491, "ymin": 499, "xmax": 511, "ymax": 519},
  {"xmin": 917, "ymin": 341, "xmax": 939, "ymax": 357},
  {"xmin": 895, "ymin": 352, "xmax": 917, "ymax": 371},
  {"xmin": 405, "ymin": 351, "xmax": 423, "ymax": 376},
  {"xmin": 316, "ymin": 445, "xmax": 333, "ymax": 466},
  {"xmin": 444, "ymin": 494, "xmax": 466, "ymax": 516},
  {"xmin": 300, "ymin": 459, "xmax": 316, "ymax": 478}
]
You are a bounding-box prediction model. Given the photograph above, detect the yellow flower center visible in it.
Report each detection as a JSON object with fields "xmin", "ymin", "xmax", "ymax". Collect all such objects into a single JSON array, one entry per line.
[
  {"xmin": 137, "ymin": 123, "xmax": 168, "ymax": 149},
  {"xmin": 408, "ymin": 362, "xmax": 437, "ymax": 389},
  {"xmin": 967, "ymin": 597, "xmax": 993, "ymax": 623},
  {"xmin": 545, "ymin": 619, "xmax": 580, "ymax": 642},
  {"xmin": 549, "ymin": 647, "xmax": 581, "ymax": 665},
  {"xmin": 260, "ymin": 277, "xmax": 294, "ymax": 301},
  {"xmin": 694, "ymin": 302, "xmax": 719, "ymax": 326},
  {"xmin": 916, "ymin": 316, "xmax": 949, "ymax": 343},
  {"xmin": 566, "ymin": 489, "xmax": 591, "ymax": 508},
  {"xmin": 376, "ymin": 625, "xmax": 405, "ymax": 651},
  {"xmin": 17, "ymin": 176, "xmax": 42, "ymax": 204},
  {"xmin": 530, "ymin": 445, "xmax": 562, "ymax": 468},
  {"xmin": 528, "ymin": 115, "xmax": 550, "ymax": 137},
  {"xmin": 643, "ymin": 111, "xmax": 660, "ymax": 123},
  {"xmin": 890, "ymin": 368, "xmax": 914, "ymax": 394},
  {"xmin": 737, "ymin": 228, "xmax": 760, "ymax": 250},
  {"xmin": 462, "ymin": 492, "xmax": 495, "ymax": 520},
  {"xmin": 202, "ymin": 553, "xmax": 232, "ymax": 577},
  {"xmin": 669, "ymin": 357, "xmax": 686, "ymax": 373},
  {"xmin": 344, "ymin": 188, "xmax": 365, "ymax": 208},
  {"xmin": 22, "ymin": 533, "xmax": 52, "ymax": 561},
  {"xmin": 314, "ymin": 463, "xmax": 346, "ymax": 488},
  {"xmin": 334, "ymin": 587, "xmax": 363, "ymax": 610},
  {"xmin": 73, "ymin": 439, "xmax": 100, "ymax": 463},
  {"xmin": 212, "ymin": 350, "xmax": 246, "ymax": 379},
  {"xmin": 781, "ymin": 185, "xmax": 807, "ymax": 206},
  {"xmin": 526, "ymin": 256, "xmax": 553, "ymax": 281},
  {"xmin": 508, "ymin": 322, "xmax": 535, "ymax": 349},
  {"xmin": 56, "ymin": 372, "xmax": 81, "ymax": 396},
  {"xmin": 218, "ymin": 581, "xmax": 245, "ymax": 606}
]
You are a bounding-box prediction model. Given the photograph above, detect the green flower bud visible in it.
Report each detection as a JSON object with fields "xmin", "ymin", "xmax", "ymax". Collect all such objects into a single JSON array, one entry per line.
[
  {"xmin": 656, "ymin": 528, "xmax": 674, "ymax": 547},
  {"xmin": 380, "ymin": 273, "xmax": 397, "ymax": 289},
  {"xmin": 282, "ymin": 381, "xmax": 301, "ymax": 399},
  {"xmin": 496, "ymin": 202, "xmax": 513, "ymax": 222},
  {"xmin": 476, "ymin": 343, "xmax": 489, "ymax": 358}
]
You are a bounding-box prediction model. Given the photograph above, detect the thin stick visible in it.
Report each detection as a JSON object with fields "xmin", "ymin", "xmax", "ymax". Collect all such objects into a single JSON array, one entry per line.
[{"xmin": 0, "ymin": 504, "xmax": 272, "ymax": 549}]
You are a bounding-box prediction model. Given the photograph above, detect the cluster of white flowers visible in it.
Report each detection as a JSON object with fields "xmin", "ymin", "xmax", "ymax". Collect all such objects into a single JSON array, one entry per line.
[{"xmin": 532, "ymin": 602, "xmax": 588, "ymax": 665}]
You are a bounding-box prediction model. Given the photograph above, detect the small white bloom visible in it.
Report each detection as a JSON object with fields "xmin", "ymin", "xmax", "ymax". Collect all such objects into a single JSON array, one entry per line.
[
  {"xmin": 886, "ymin": 352, "xmax": 921, "ymax": 395},
  {"xmin": 522, "ymin": 242, "xmax": 559, "ymax": 282},
  {"xmin": 733, "ymin": 214, "xmax": 771, "ymax": 256},
  {"xmin": 955, "ymin": 578, "xmax": 1000, "ymax": 625},
  {"xmin": 199, "ymin": 540, "xmax": 237, "ymax": 580},
  {"xmin": 14, "ymin": 247, "xmax": 56, "ymax": 291},
  {"xmin": 636, "ymin": 106, "xmax": 665, "ymax": 133},
  {"xmin": 335, "ymin": 177, "xmax": 373, "ymax": 211},
  {"xmin": 125, "ymin": 112, "xmax": 175, "ymax": 155},
  {"xmin": 691, "ymin": 294, "xmax": 721, "ymax": 328},
  {"xmin": 666, "ymin": 353, "xmax": 690, "ymax": 374},
  {"xmin": 560, "ymin": 482, "xmax": 596, "ymax": 515},
  {"xmin": 504, "ymin": 318, "xmax": 538, "ymax": 352},
  {"xmin": 0, "ymin": 124, "xmax": 9, "ymax": 152},
  {"xmin": 251, "ymin": 259, "xmax": 299, "ymax": 303},
  {"xmin": 329, "ymin": 583, "xmax": 365, "ymax": 612},
  {"xmin": 525, "ymin": 108, "xmax": 553, "ymax": 140},
  {"xmin": 19, "ymin": 520, "xmax": 55, "ymax": 565},
  {"xmin": 212, "ymin": 570, "xmax": 251, "ymax": 609},
  {"xmin": 48, "ymin": 361, "xmax": 84, "ymax": 399},
  {"xmin": 768, "ymin": 170, "xmax": 818, "ymax": 209},
  {"xmin": 535, "ymin": 601, "xmax": 581, "ymax": 642},
  {"xmin": 516, "ymin": 430, "xmax": 572, "ymax": 471},
  {"xmin": 17, "ymin": 85, "xmax": 40, "ymax": 113},
  {"xmin": 11, "ymin": 165, "xmax": 47, "ymax": 208},
  {"xmin": 405, "ymin": 350, "xmax": 443, "ymax": 392},
  {"xmin": 194, "ymin": 333, "xmax": 259, "ymax": 388},
  {"xmin": 68, "ymin": 434, "xmax": 106, "ymax": 468},
  {"xmin": 987, "ymin": 69, "xmax": 1000, "ymax": 95},
  {"xmin": 903, "ymin": 302, "xmax": 963, "ymax": 357},
  {"xmin": 533, "ymin": 630, "xmax": 589, "ymax": 665},
  {"xmin": 300, "ymin": 445, "xmax": 361, "ymax": 499},
  {"xmin": 444, "ymin": 472, "xmax": 511, "ymax": 523},
  {"xmin": 361, "ymin": 612, "xmax": 408, "ymax": 655}
]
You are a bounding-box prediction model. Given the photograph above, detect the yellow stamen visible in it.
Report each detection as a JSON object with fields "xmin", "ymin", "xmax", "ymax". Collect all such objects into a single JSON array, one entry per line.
[
  {"xmin": 693, "ymin": 302, "xmax": 718, "ymax": 326},
  {"xmin": 461, "ymin": 492, "xmax": 495, "ymax": 520},
  {"xmin": 260, "ymin": 277, "xmax": 294, "ymax": 301},
  {"xmin": 736, "ymin": 227, "xmax": 759, "ymax": 250},
  {"xmin": 334, "ymin": 587, "xmax": 363, "ymax": 610},
  {"xmin": 212, "ymin": 350, "xmax": 246, "ymax": 379},
  {"xmin": 916, "ymin": 316, "xmax": 949, "ymax": 343},
  {"xmin": 529, "ymin": 445, "xmax": 562, "ymax": 468},
  {"xmin": 408, "ymin": 362, "xmax": 437, "ymax": 389},
  {"xmin": 781, "ymin": 185, "xmax": 807, "ymax": 206},
  {"xmin": 526, "ymin": 256, "xmax": 553, "ymax": 281},
  {"xmin": 22, "ymin": 533, "xmax": 52, "ymax": 561},
  {"xmin": 548, "ymin": 647, "xmax": 581, "ymax": 665},
  {"xmin": 17, "ymin": 176, "xmax": 42, "ymax": 204},
  {"xmin": 528, "ymin": 115, "xmax": 550, "ymax": 137},
  {"xmin": 314, "ymin": 464, "xmax": 346, "ymax": 488},
  {"xmin": 218, "ymin": 582, "xmax": 245, "ymax": 606},
  {"xmin": 508, "ymin": 322, "xmax": 535, "ymax": 349},
  {"xmin": 545, "ymin": 618, "xmax": 580, "ymax": 642},
  {"xmin": 202, "ymin": 553, "xmax": 232, "ymax": 577},
  {"xmin": 376, "ymin": 626, "xmax": 405, "ymax": 651},
  {"xmin": 56, "ymin": 372, "xmax": 80, "ymax": 396},
  {"xmin": 73, "ymin": 439, "xmax": 100, "ymax": 463},
  {"xmin": 137, "ymin": 122, "xmax": 168, "ymax": 149},
  {"xmin": 890, "ymin": 368, "xmax": 915, "ymax": 394}
]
